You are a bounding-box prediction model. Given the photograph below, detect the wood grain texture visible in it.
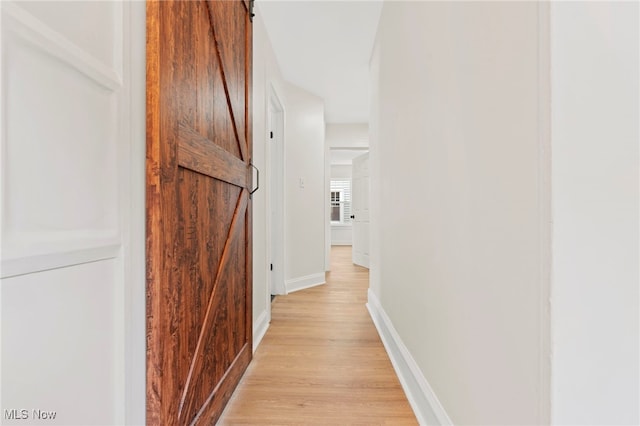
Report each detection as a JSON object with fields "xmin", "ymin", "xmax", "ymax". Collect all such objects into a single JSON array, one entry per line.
[
  {"xmin": 145, "ymin": 2, "xmax": 163, "ymax": 423},
  {"xmin": 178, "ymin": 123, "xmax": 248, "ymax": 188},
  {"xmin": 209, "ymin": 0, "xmax": 248, "ymax": 162},
  {"xmin": 219, "ymin": 247, "xmax": 418, "ymax": 425},
  {"xmin": 146, "ymin": 1, "xmax": 253, "ymax": 424}
]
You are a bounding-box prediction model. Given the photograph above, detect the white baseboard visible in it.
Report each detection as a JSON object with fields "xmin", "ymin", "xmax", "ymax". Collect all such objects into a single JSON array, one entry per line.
[
  {"xmin": 253, "ymin": 309, "xmax": 270, "ymax": 352},
  {"xmin": 366, "ymin": 289, "xmax": 453, "ymax": 426},
  {"xmin": 331, "ymin": 241, "xmax": 352, "ymax": 246},
  {"xmin": 285, "ymin": 272, "xmax": 326, "ymax": 293}
]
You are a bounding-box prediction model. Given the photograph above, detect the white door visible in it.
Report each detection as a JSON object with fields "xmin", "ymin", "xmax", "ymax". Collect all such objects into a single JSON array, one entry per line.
[
  {"xmin": 0, "ymin": 2, "xmax": 144, "ymax": 424},
  {"xmin": 352, "ymin": 153, "xmax": 370, "ymax": 268}
]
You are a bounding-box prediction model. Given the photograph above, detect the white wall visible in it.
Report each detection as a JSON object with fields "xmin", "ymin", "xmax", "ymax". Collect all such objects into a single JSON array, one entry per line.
[
  {"xmin": 284, "ymin": 83, "xmax": 326, "ymax": 291},
  {"xmin": 550, "ymin": 3, "xmax": 639, "ymax": 424},
  {"xmin": 369, "ymin": 2, "xmax": 548, "ymax": 424},
  {"xmin": 1, "ymin": 1, "xmax": 146, "ymax": 424},
  {"xmin": 330, "ymin": 226, "xmax": 352, "ymax": 247},
  {"xmin": 254, "ymin": 4, "xmax": 328, "ymax": 333},
  {"xmin": 331, "ymin": 165, "xmax": 352, "ymax": 180},
  {"xmin": 326, "ymin": 123, "xmax": 369, "ymax": 149}
]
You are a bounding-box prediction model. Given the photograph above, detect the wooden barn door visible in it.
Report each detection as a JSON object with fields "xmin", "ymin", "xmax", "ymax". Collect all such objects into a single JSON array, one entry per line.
[{"xmin": 146, "ymin": 1, "xmax": 253, "ymax": 424}]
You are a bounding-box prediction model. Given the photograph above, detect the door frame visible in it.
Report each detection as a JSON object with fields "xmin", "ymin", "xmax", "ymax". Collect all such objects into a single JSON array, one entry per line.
[
  {"xmin": 127, "ymin": 2, "xmax": 147, "ymax": 424},
  {"xmin": 267, "ymin": 83, "xmax": 286, "ymax": 298},
  {"xmin": 352, "ymin": 152, "xmax": 370, "ymax": 268}
]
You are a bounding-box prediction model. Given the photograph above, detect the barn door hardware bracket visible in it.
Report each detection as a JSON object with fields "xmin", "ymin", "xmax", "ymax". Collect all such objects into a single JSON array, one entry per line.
[{"xmin": 250, "ymin": 163, "xmax": 259, "ymax": 197}]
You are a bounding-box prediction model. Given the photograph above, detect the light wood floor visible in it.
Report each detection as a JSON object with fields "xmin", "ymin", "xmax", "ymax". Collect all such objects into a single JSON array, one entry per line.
[{"xmin": 219, "ymin": 246, "xmax": 417, "ymax": 425}]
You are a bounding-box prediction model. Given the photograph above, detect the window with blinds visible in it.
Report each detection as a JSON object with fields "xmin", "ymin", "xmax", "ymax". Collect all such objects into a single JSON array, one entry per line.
[{"xmin": 330, "ymin": 179, "xmax": 352, "ymax": 224}]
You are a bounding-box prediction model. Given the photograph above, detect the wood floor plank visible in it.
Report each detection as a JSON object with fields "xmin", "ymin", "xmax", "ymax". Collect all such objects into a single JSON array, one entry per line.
[{"xmin": 218, "ymin": 246, "xmax": 417, "ymax": 425}]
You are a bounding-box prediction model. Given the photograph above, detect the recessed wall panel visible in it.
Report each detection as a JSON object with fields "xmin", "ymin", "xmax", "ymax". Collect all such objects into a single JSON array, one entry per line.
[
  {"xmin": 11, "ymin": 1, "xmax": 121, "ymax": 73},
  {"xmin": 2, "ymin": 30, "xmax": 118, "ymax": 256},
  {"xmin": 1, "ymin": 259, "xmax": 118, "ymax": 425}
]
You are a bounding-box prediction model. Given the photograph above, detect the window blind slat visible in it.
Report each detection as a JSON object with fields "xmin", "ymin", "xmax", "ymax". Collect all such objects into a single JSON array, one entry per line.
[{"xmin": 330, "ymin": 179, "xmax": 352, "ymax": 223}]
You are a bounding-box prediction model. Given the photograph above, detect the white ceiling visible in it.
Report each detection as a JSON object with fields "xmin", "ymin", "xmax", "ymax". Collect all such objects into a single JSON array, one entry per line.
[{"xmin": 257, "ymin": 1, "xmax": 383, "ymax": 124}]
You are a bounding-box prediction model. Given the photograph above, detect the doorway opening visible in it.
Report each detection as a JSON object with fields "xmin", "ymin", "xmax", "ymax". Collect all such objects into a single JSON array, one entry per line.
[{"xmin": 327, "ymin": 147, "xmax": 369, "ymax": 267}]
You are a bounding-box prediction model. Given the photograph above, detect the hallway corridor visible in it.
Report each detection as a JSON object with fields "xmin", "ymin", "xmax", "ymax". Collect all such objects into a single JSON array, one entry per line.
[{"xmin": 219, "ymin": 246, "xmax": 417, "ymax": 424}]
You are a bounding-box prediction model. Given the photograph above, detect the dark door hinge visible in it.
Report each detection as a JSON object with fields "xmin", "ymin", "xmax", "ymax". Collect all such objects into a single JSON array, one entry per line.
[
  {"xmin": 270, "ymin": 263, "xmax": 273, "ymax": 271},
  {"xmin": 270, "ymin": 131, "xmax": 274, "ymax": 139},
  {"xmin": 249, "ymin": 0, "xmax": 255, "ymax": 22}
]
